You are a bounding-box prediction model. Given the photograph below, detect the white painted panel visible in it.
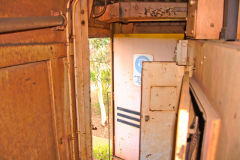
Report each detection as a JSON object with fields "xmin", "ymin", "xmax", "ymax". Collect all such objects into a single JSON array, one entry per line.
[
  {"xmin": 140, "ymin": 62, "xmax": 184, "ymax": 160},
  {"xmin": 114, "ymin": 37, "xmax": 178, "ymax": 160},
  {"xmin": 150, "ymin": 86, "xmax": 177, "ymax": 111}
]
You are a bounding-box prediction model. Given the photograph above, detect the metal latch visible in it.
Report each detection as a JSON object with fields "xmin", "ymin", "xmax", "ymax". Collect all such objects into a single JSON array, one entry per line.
[{"xmin": 145, "ymin": 115, "xmax": 150, "ymax": 122}]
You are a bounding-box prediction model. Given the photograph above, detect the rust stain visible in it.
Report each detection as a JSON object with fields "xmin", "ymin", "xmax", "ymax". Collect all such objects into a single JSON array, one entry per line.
[
  {"xmin": 0, "ymin": 0, "xmax": 66, "ymax": 44},
  {"xmin": 0, "ymin": 44, "xmax": 66, "ymax": 68}
]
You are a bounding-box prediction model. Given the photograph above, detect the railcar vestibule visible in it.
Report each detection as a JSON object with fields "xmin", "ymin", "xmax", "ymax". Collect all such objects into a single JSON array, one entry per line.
[{"xmin": 0, "ymin": 0, "xmax": 239, "ymax": 160}]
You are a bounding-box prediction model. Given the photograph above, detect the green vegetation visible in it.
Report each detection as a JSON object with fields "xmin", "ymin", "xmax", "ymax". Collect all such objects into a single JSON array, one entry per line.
[
  {"xmin": 89, "ymin": 38, "xmax": 112, "ymax": 159},
  {"xmin": 89, "ymin": 38, "xmax": 111, "ymax": 125},
  {"xmin": 89, "ymin": 38, "xmax": 111, "ymax": 102},
  {"xmin": 93, "ymin": 136, "xmax": 112, "ymax": 160}
]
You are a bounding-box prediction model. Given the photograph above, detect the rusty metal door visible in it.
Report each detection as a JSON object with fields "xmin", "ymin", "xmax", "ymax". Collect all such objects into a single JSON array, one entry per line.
[
  {"xmin": 140, "ymin": 62, "xmax": 184, "ymax": 160},
  {"xmin": 0, "ymin": 45, "xmax": 77, "ymax": 160},
  {"xmin": 0, "ymin": 1, "xmax": 79, "ymax": 159}
]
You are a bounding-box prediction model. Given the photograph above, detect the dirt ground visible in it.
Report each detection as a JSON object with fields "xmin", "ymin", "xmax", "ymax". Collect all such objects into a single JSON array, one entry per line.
[
  {"xmin": 91, "ymin": 111, "xmax": 111, "ymax": 138},
  {"xmin": 91, "ymin": 91, "xmax": 113, "ymax": 139}
]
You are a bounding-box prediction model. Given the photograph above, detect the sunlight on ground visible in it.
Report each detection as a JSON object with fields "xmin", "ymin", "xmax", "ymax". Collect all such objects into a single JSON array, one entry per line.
[{"xmin": 93, "ymin": 136, "xmax": 112, "ymax": 160}]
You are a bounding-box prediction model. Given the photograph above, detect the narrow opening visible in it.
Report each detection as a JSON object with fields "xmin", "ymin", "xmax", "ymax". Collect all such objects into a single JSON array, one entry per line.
[
  {"xmin": 186, "ymin": 91, "xmax": 205, "ymax": 160},
  {"xmin": 89, "ymin": 38, "xmax": 113, "ymax": 160}
]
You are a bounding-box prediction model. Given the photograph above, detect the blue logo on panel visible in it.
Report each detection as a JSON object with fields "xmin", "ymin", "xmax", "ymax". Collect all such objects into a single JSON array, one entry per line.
[{"xmin": 135, "ymin": 56, "xmax": 150, "ymax": 73}]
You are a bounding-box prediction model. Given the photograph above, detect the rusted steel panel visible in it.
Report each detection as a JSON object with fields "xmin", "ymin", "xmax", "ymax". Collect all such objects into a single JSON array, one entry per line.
[
  {"xmin": 190, "ymin": 78, "xmax": 221, "ymax": 160},
  {"xmin": 74, "ymin": 1, "xmax": 93, "ymax": 159},
  {"xmin": 112, "ymin": 22, "xmax": 185, "ymax": 34},
  {"xmin": 0, "ymin": 44, "xmax": 68, "ymax": 68},
  {"xmin": 0, "ymin": 15, "xmax": 65, "ymax": 34},
  {"xmin": 237, "ymin": 5, "xmax": 240, "ymax": 40},
  {"xmin": 50, "ymin": 57, "xmax": 79, "ymax": 160},
  {"xmin": 0, "ymin": 28, "xmax": 65, "ymax": 44},
  {"xmin": 0, "ymin": 0, "xmax": 66, "ymax": 17},
  {"xmin": 89, "ymin": 26, "xmax": 111, "ymax": 38},
  {"xmin": 0, "ymin": 0, "xmax": 79, "ymax": 159},
  {"xmin": 0, "ymin": 57, "xmax": 77, "ymax": 159},
  {"xmin": 0, "ymin": 0, "xmax": 67, "ymax": 44},
  {"xmin": 88, "ymin": 19, "xmax": 111, "ymax": 38},
  {"xmin": 0, "ymin": 62, "xmax": 58, "ymax": 159},
  {"xmin": 186, "ymin": 0, "xmax": 224, "ymax": 39},
  {"xmin": 97, "ymin": 2, "xmax": 187, "ymax": 23},
  {"xmin": 189, "ymin": 40, "xmax": 240, "ymax": 159}
]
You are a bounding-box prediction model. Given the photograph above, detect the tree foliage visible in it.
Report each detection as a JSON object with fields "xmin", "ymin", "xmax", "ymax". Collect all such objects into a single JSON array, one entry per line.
[
  {"xmin": 89, "ymin": 38, "xmax": 111, "ymax": 125},
  {"xmin": 89, "ymin": 38, "xmax": 111, "ymax": 97}
]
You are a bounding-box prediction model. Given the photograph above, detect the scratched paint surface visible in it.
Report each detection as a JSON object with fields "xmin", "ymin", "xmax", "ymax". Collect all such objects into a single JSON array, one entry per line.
[
  {"xmin": 0, "ymin": 0, "xmax": 76, "ymax": 159},
  {"xmin": 114, "ymin": 37, "xmax": 178, "ymax": 160},
  {"xmin": 140, "ymin": 62, "xmax": 184, "ymax": 160},
  {"xmin": 0, "ymin": 62, "xmax": 58, "ymax": 159},
  {"xmin": 0, "ymin": 0, "xmax": 66, "ymax": 44}
]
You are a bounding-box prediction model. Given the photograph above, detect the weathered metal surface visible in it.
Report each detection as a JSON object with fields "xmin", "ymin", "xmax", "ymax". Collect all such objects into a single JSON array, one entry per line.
[
  {"xmin": 220, "ymin": 0, "xmax": 239, "ymax": 40},
  {"xmin": 150, "ymin": 86, "xmax": 177, "ymax": 111},
  {"xmin": 0, "ymin": 58, "xmax": 75, "ymax": 159},
  {"xmin": 189, "ymin": 40, "xmax": 240, "ymax": 159},
  {"xmin": 88, "ymin": 19, "xmax": 111, "ymax": 38},
  {"xmin": 97, "ymin": 2, "xmax": 187, "ymax": 23},
  {"xmin": 89, "ymin": 26, "xmax": 111, "ymax": 38},
  {"xmin": 0, "ymin": 62, "xmax": 57, "ymax": 159},
  {"xmin": 175, "ymin": 40, "xmax": 188, "ymax": 65},
  {"xmin": 73, "ymin": 1, "xmax": 93, "ymax": 159},
  {"xmin": 0, "ymin": 44, "xmax": 78, "ymax": 160},
  {"xmin": 0, "ymin": 44, "xmax": 67, "ymax": 68},
  {"xmin": 112, "ymin": 22, "xmax": 185, "ymax": 34},
  {"xmin": 190, "ymin": 78, "xmax": 221, "ymax": 160},
  {"xmin": 238, "ymin": 2, "xmax": 240, "ymax": 39},
  {"xmin": 0, "ymin": 15, "xmax": 65, "ymax": 34},
  {"xmin": 113, "ymin": 37, "xmax": 180, "ymax": 160},
  {"xmin": 186, "ymin": 0, "xmax": 224, "ymax": 39},
  {"xmin": 0, "ymin": 28, "xmax": 65, "ymax": 44},
  {"xmin": 174, "ymin": 73, "xmax": 190, "ymax": 160},
  {"xmin": 140, "ymin": 62, "xmax": 184, "ymax": 160},
  {"xmin": 0, "ymin": 0, "xmax": 66, "ymax": 17},
  {"xmin": 0, "ymin": 0, "xmax": 66, "ymax": 44},
  {"xmin": 51, "ymin": 57, "xmax": 78, "ymax": 160},
  {"xmin": 0, "ymin": 0, "xmax": 80, "ymax": 159},
  {"xmin": 185, "ymin": 0, "xmax": 197, "ymax": 38}
]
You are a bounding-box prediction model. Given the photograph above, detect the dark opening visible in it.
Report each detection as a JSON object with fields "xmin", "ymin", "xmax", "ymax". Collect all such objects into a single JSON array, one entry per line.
[{"xmin": 185, "ymin": 91, "xmax": 205, "ymax": 160}]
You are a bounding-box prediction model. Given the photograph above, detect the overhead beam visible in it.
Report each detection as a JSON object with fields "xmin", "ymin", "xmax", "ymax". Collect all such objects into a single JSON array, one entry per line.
[
  {"xmin": 113, "ymin": 22, "xmax": 185, "ymax": 34},
  {"xmin": 88, "ymin": 19, "xmax": 111, "ymax": 38},
  {"xmin": 95, "ymin": 2, "xmax": 187, "ymax": 23}
]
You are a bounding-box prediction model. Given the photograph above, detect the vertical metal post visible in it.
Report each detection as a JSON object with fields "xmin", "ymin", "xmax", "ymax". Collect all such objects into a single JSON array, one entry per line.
[
  {"xmin": 107, "ymin": 91, "xmax": 111, "ymax": 160},
  {"xmin": 220, "ymin": 0, "xmax": 239, "ymax": 40}
]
